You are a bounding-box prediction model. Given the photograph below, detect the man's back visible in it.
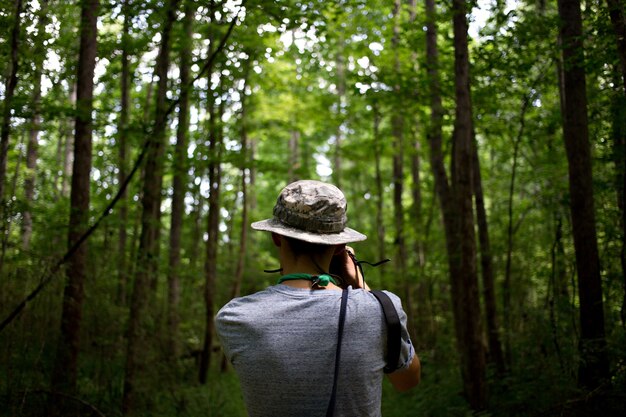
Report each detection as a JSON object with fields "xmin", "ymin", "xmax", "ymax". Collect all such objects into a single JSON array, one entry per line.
[{"xmin": 216, "ymin": 284, "xmax": 414, "ymax": 417}]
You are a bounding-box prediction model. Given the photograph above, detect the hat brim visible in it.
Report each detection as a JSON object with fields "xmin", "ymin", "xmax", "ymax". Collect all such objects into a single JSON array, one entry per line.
[{"xmin": 251, "ymin": 218, "xmax": 367, "ymax": 245}]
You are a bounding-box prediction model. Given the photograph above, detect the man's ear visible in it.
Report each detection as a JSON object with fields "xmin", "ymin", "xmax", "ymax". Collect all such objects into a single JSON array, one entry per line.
[{"xmin": 271, "ymin": 233, "xmax": 282, "ymax": 247}]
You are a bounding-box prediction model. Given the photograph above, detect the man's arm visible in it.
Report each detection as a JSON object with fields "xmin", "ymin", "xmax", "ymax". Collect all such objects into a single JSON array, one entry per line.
[
  {"xmin": 387, "ymin": 353, "xmax": 421, "ymax": 392},
  {"xmin": 332, "ymin": 246, "xmax": 421, "ymax": 391}
]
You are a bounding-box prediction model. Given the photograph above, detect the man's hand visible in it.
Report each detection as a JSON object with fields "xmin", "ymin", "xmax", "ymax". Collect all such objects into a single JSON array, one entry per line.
[{"xmin": 329, "ymin": 246, "xmax": 368, "ymax": 289}]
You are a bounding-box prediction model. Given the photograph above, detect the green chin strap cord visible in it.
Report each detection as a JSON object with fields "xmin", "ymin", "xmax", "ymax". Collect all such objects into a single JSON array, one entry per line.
[{"xmin": 278, "ymin": 273, "xmax": 338, "ymax": 287}]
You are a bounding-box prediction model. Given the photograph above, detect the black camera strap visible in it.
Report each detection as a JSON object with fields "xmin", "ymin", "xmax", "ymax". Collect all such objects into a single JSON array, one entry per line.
[
  {"xmin": 346, "ymin": 251, "xmax": 400, "ymax": 372},
  {"xmin": 370, "ymin": 290, "xmax": 402, "ymax": 373},
  {"xmin": 326, "ymin": 287, "xmax": 349, "ymax": 417},
  {"xmin": 326, "ymin": 282, "xmax": 402, "ymax": 416}
]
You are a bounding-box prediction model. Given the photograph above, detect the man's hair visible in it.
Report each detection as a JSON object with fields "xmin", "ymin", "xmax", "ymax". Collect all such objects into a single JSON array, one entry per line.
[{"xmin": 284, "ymin": 236, "xmax": 335, "ymax": 258}]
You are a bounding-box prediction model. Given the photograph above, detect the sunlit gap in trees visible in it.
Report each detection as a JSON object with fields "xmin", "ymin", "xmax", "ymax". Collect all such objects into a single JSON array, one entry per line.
[{"xmin": 469, "ymin": 0, "xmax": 519, "ymax": 39}]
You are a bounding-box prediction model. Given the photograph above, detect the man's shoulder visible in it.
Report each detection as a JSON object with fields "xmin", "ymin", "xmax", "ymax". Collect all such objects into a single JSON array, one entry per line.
[
  {"xmin": 352, "ymin": 287, "xmax": 403, "ymax": 307},
  {"xmin": 217, "ymin": 287, "xmax": 277, "ymax": 316},
  {"xmin": 370, "ymin": 289, "xmax": 404, "ymax": 309}
]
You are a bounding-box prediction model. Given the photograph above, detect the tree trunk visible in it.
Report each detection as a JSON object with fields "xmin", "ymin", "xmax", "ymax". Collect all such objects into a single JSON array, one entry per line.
[
  {"xmin": 424, "ymin": 0, "xmax": 489, "ymax": 408},
  {"xmin": 123, "ymin": 0, "xmax": 179, "ymax": 413},
  {"xmin": 503, "ymin": 88, "xmax": 534, "ymax": 366},
  {"xmin": 53, "ymin": 122, "xmax": 65, "ymax": 199},
  {"xmin": 392, "ymin": 0, "xmax": 409, "ymax": 307},
  {"xmin": 606, "ymin": 0, "xmax": 626, "ymax": 96},
  {"xmin": 451, "ymin": 0, "xmax": 486, "ymax": 408},
  {"xmin": 0, "ymin": 133, "xmax": 24, "ymax": 274},
  {"xmin": 408, "ymin": 0, "xmax": 422, "ymax": 269},
  {"xmin": 611, "ymin": 74, "xmax": 626, "ymax": 327},
  {"xmin": 373, "ymin": 102, "xmax": 386, "ymax": 269},
  {"xmin": 228, "ymin": 156, "xmax": 248, "ymax": 306},
  {"xmin": 249, "ymin": 137, "xmax": 258, "ymax": 212},
  {"xmin": 424, "ymin": 0, "xmax": 458, "ymax": 326},
  {"xmin": 189, "ymin": 168, "xmax": 203, "ymax": 271},
  {"xmin": 557, "ymin": 0, "xmax": 610, "ymax": 389},
  {"xmin": 117, "ymin": 0, "xmax": 131, "ymax": 305},
  {"xmin": 22, "ymin": 0, "xmax": 48, "ymax": 251},
  {"xmin": 411, "ymin": 137, "xmax": 424, "ymax": 268},
  {"xmin": 471, "ymin": 134, "xmax": 505, "ymax": 374},
  {"xmin": 0, "ymin": 0, "xmax": 23, "ymax": 211},
  {"xmin": 167, "ymin": 0, "xmax": 194, "ymax": 359},
  {"xmin": 549, "ymin": 211, "xmax": 569, "ymax": 371},
  {"xmin": 605, "ymin": 0, "xmax": 626, "ymax": 327},
  {"xmin": 502, "ymin": 117, "xmax": 519, "ymax": 369},
  {"xmin": 334, "ymin": 34, "xmax": 346, "ymax": 188},
  {"xmin": 199, "ymin": 10, "xmax": 220, "ymax": 381},
  {"xmin": 62, "ymin": 85, "xmax": 76, "ymax": 198},
  {"xmin": 50, "ymin": 0, "xmax": 98, "ymax": 413},
  {"xmin": 199, "ymin": 81, "xmax": 223, "ymax": 385},
  {"xmin": 288, "ymin": 129, "xmax": 300, "ymax": 182},
  {"xmin": 229, "ymin": 64, "xmax": 251, "ymax": 303},
  {"xmin": 425, "ymin": 0, "xmax": 467, "ymax": 396}
]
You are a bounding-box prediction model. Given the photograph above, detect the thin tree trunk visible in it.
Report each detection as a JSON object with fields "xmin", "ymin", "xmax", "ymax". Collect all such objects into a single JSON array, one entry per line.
[
  {"xmin": 50, "ymin": 1, "xmax": 98, "ymax": 414},
  {"xmin": 167, "ymin": 0, "xmax": 194, "ymax": 359},
  {"xmin": 53, "ymin": 123, "xmax": 65, "ymax": 199},
  {"xmin": 605, "ymin": 0, "xmax": 626, "ymax": 327},
  {"xmin": 229, "ymin": 65, "xmax": 251, "ymax": 303},
  {"xmin": 471, "ymin": 134, "xmax": 505, "ymax": 374},
  {"xmin": 451, "ymin": 0, "xmax": 486, "ymax": 409},
  {"xmin": 411, "ymin": 136, "xmax": 424, "ymax": 267},
  {"xmin": 611, "ymin": 75, "xmax": 626, "ymax": 327},
  {"xmin": 189, "ymin": 168, "xmax": 203, "ymax": 271},
  {"xmin": 392, "ymin": 0, "xmax": 409, "ymax": 310},
  {"xmin": 502, "ymin": 120, "xmax": 519, "ymax": 369},
  {"xmin": 22, "ymin": 0, "xmax": 48, "ymax": 251},
  {"xmin": 117, "ymin": 0, "xmax": 131, "ymax": 305},
  {"xmin": 557, "ymin": 0, "xmax": 610, "ymax": 389},
  {"xmin": 425, "ymin": 0, "xmax": 470, "ymax": 391},
  {"xmin": 22, "ymin": 120, "xmax": 38, "ymax": 250},
  {"xmin": 62, "ymin": 85, "xmax": 76, "ymax": 198},
  {"xmin": 425, "ymin": 0, "xmax": 459, "ymax": 326},
  {"xmin": 408, "ymin": 0, "xmax": 423, "ymax": 271},
  {"xmin": 199, "ymin": 9, "xmax": 220, "ymax": 381},
  {"xmin": 0, "ymin": 0, "xmax": 23, "ymax": 272},
  {"xmin": 334, "ymin": 34, "xmax": 346, "ymax": 188},
  {"xmin": 249, "ymin": 137, "xmax": 258, "ymax": 212},
  {"xmin": 143, "ymin": 76, "xmax": 155, "ymax": 125},
  {"xmin": 549, "ymin": 212, "xmax": 568, "ymax": 371},
  {"xmin": 0, "ymin": 134, "xmax": 24, "ymax": 274},
  {"xmin": 606, "ymin": 0, "xmax": 626, "ymax": 96},
  {"xmin": 503, "ymin": 89, "xmax": 533, "ymax": 367},
  {"xmin": 123, "ymin": 1, "xmax": 179, "ymax": 412},
  {"xmin": 0, "ymin": 0, "xmax": 23, "ymax": 211},
  {"xmin": 288, "ymin": 129, "xmax": 299, "ymax": 182},
  {"xmin": 199, "ymin": 80, "xmax": 223, "ymax": 385},
  {"xmin": 373, "ymin": 102, "xmax": 386, "ymax": 269},
  {"xmin": 228, "ymin": 156, "xmax": 247, "ymax": 315},
  {"xmin": 407, "ymin": 0, "xmax": 429, "ymax": 340}
]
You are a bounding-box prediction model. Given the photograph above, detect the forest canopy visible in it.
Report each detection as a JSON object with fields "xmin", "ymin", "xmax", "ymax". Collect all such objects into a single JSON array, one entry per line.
[{"xmin": 1, "ymin": 0, "xmax": 626, "ymax": 415}]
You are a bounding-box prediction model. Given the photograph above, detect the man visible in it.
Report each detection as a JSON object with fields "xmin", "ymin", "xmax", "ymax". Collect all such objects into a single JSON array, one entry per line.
[{"xmin": 216, "ymin": 180, "xmax": 420, "ymax": 417}]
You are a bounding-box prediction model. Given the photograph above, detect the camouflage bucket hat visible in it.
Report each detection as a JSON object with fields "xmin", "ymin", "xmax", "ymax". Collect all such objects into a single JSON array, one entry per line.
[{"xmin": 251, "ymin": 180, "xmax": 367, "ymax": 245}]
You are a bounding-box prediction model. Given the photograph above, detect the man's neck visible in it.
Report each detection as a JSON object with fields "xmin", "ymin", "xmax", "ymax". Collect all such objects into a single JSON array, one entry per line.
[{"xmin": 279, "ymin": 261, "xmax": 341, "ymax": 290}]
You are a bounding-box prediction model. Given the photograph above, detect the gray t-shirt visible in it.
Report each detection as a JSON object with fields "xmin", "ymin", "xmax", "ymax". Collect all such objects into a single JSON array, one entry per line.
[{"xmin": 215, "ymin": 284, "xmax": 414, "ymax": 417}]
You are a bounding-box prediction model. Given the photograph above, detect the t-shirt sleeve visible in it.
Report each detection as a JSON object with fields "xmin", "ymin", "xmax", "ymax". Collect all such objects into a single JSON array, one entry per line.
[
  {"xmin": 384, "ymin": 290, "xmax": 415, "ymax": 371},
  {"xmin": 215, "ymin": 301, "xmax": 239, "ymax": 362}
]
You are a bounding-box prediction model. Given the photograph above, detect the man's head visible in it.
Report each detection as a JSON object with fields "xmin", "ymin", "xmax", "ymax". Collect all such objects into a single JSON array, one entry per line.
[{"xmin": 251, "ymin": 180, "xmax": 367, "ymax": 245}]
